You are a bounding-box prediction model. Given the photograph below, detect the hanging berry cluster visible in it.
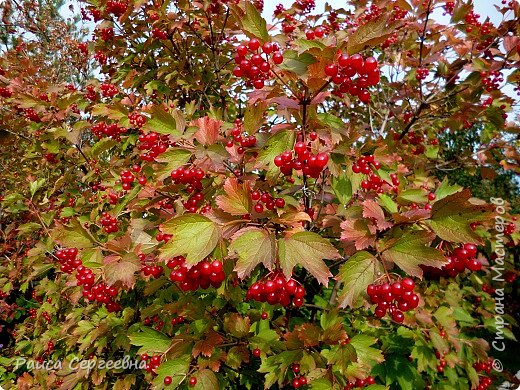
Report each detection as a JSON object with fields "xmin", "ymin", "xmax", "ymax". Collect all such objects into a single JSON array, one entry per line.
[
  {"xmin": 138, "ymin": 132, "xmax": 169, "ymax": 161},
  {"xmin": 233, "ymin": 38, "xmax": 284, "ymax": 90},
  {"xmin": 226, "ymin": 119, "xmax": 257, "ymax": 154},
  {"xmin": 366, "ymin": 278, "xmax": 419, "ymax": 323},
  {"xmin": 480, "ymin": 71, "xmax": 503, "ymax": 92},
  {"xmin": 75, "ymin": 264, "xmax": 95, "ymax": 288},
  {"xmin": 128, "ymin": 112, "xmax": 147, "ymax": 128},
  {"xmin": 105, "ymin": 0, "xmax": 128, "ymax": 16},
  {"xmin": 274, "ymin": 142, "xmax": 329, "ymax": 178},
  {"xmin": 55, "ymin": 247, "xmax": 82, "ymax": 274},
  {"xmin": 251, "ymin": 190, "xmax": 285, "ymax": 213},
  {"xmin": 91, "ymin": 121, "xmax": 127, "ymax": 140},
  {"xmin": 183, "ymin": 192, "xmax": 211, "ymax": 214},
  {"xmin": 246, "ymin": 271, "xmax": 306, "ymax": 307},
  {"xmin": 100, "ymin": 82, "xmax": 118, "ymax": 98},
  {"xmin": 0, "ymin": 87, "xmax": 12, "ymax": 98},
  {"xmin": 422, "ymin": 243, "xmax": 481, "ymax": 279},
  {"xmin": 168, "ymin": 256, "xmax": 225, "ymax": 291},
  {"xmin": 99, "ymin": 212, "xmax": 119, "ymax": 233},
  {"xmin": 82, "ymin": 282, "xmax": 121, "ymax": 312},
  {"xmin": 140, "ymin": 255, "xmax": 164, "ymax": 278},
  {"xmin": 325, "ymin": 53, "xmax": 380, "ymax": 103},
  {"xmin": 170, "ymin": 166, "xmax": 205, "ymax": 192}
]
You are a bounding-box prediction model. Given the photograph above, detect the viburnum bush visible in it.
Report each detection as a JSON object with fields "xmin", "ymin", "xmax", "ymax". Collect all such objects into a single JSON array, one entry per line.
[{"xmin": 0, "ymin": 0, "xmax": 519, "ymax": 389}]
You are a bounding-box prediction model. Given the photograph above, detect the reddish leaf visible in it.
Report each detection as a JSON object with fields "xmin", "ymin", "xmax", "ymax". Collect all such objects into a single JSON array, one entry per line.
[
  {"xmin": 192, "ymin": 116, "xmax": 222, "ymax": 145},
  {"xmin": 362, "ymin": 200, "xmax": 393, "ymax": 231}
]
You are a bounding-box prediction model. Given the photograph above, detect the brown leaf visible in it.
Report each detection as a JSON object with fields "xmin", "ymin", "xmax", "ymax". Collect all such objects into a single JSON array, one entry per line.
[
  {"xmin": 193, "ymin": 330, "xmax": 224, "ymax": 358},
  {"xmin": 104, "ymin": 253, "xmax": 141, "ymax": 288}
]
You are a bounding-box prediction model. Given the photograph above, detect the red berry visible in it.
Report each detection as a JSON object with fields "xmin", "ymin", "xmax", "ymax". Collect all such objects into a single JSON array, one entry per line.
[
  {"xmin": 189, "ymin": 377, "xmax": 197, "ymax": 386},
  {"xmin": 164, "ymin": 376, "xmax": 172, "ymax": 385}
]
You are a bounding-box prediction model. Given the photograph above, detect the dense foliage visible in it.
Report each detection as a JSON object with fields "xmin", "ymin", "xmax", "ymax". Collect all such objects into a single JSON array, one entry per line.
[{"xmin": 0, "ymin": 0, "xmax": 519, "ymax": 389}]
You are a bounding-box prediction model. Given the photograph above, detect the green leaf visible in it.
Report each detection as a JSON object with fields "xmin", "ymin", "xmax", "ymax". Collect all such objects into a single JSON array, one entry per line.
[
  {"xmin": 320, "ymin": 344, "xmax": 357, "ymax": 374},
  {"xmin": 143, "ymin": 105, "xmax": 182, "ymax": 136},
  {"xmin": 155, "ymin": 148, "xmax": 192, "ymax": 180},
  {"xmin": 215, "ymin": 178, "xmax": 252, "ymax": 215},
  {"xmin": 241, "ymin": 2, "xmax": 268, "ymax": 42},
  {"xmin": 346, "ymin": 14, "xmax": 395, "ymax": 54},
  {"xmin": 384, "ymin": 355, "xmax": 425, "ymax": 390},
  {"xmin": 429, "ymin": 189, "xmax": 490, "ymax": 243},
  {"xmin": 258, "ymin": 350, "xmax": 302, "ymax": 388},
  {"xmin": 378, "ymin": 193, "xmax": 398, "ymax": 214},
  {"xmin": 278, "ymin": 232, "xmax": 340, "ymax": 285},
  {"xmin": 152, "ymin": 356, "xmax": 190, "ymax": 390},
  {"xmin": 292, "ymin": 38, "xmax": 327, "ymax": 53},
  {"xmin": 411, "ymin": 341, "xmax": 437, "ymax": 372},
  {"xmin": 397, "ymin": 189, "xmax": 428, "ymax": 204},
  {"xmin": 229, "ymin": 227, "xmax": 276, "ymax": 279},
  {"xmin": 51, "ymin": 220, "xmax": 94, "ymax": 249},
  {"xmin": 129, "ymin": 327, "xmax": 172, "ymax": 354},
  {"xmin": 254, "ymin": 130, "xmax": 295, "ymax": 182},
  {"xmin": 243, "ymin": 102, "xmax": 266, "ymax": 134},
  {"xmin": 435, "ymin": 177, "xmax": 463, "ymax": 200},
  {"xmin": 350, "ymin": 335, "xmax": 385, "ymax": 367},
  {"xmin": 332, "ymin": 173, "xmax": 352, "ymax": 204},
  {"xmin": 453, "ymin": 307, "xmax": 478, "ymax": 326},
  {"xmin": 309, "ymin": 378, "xmax": 334, "ymax": 390},
  {"xmin": 381, "ymin": 231, "xmax": 446, "ymax": 278},
  {"xmin": 89, "ymin": 137, "xmax": 118, "ymax": 157},
  {"xmin": 280, "ymin": 50, "xmax": 317, "ymax": 76},
  {"xmin": 159, "ymin": 214, "xmax": 220, "ymax": 265},
  {"xmin": 317, "ymin": 113, "xmax": 344, "ymax": 130},
  {"xmin": 29, "ymin": 178, "xmax": 46, "ymax": 198},
  {"xmin": 433, "ymin": 306, "xmax": 457, "ymax": 331},
  {"xmin": 337, "ymin": 251, "xmax": 383, "ymax": 308}
]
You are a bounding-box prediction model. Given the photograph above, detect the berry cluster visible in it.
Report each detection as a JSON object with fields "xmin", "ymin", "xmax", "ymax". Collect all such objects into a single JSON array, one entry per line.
[
  {"xmin": 106, "ymin": 0, "xmax": 128, "ymax": 16},
  {"xmin": 155, "ymin": 232, "xmax": 172, "ymax": 242},
  {"xmin": 82, "ymin": 282, "xmax": 121, "ymax": 312},
  {"xmin": 226, "ymin": 119, "xmax": 257, "ymax": 153},
  {"xmin": 480, "ymin": 71, "xmax": 503, "ymax": 92},
  {"xmin": 343, "ymin": 376, "xmax": 376, "ymax": 389},
  {"xmin": 183, "ymin": 192, "xmax": 210, "ymax": 213},
  {"xmin": 274, "ymin": 143, "xmax": 329, "ymax": 178},
  {"xmin": 443, "ymin": 1, "xmax": 455, "ymax": 15},
  {"xmin": 304, "ymin": 26, "xmax": 325, "ymax": 40},
  {"xmin": 170, "ymin": 166, "xmax": 205, "ymax": 192},
  {"xmin": 170, "ymin": 315, "xmax": 185, "ymax": 325},
  {"xmin": 100, "ymin": 212, "xmax": 119, "ymax": 233},
  {"xmin": 24, "ymin": 108, "xmax": 40, "ymax": 122},
  {"xmin": 100, "ymin": 82, "xmax": 118, "ymax": 98},
  {"xmin": 94, "ymin": 50, "xmax": 107, "ymax": 65},
  {"xmin": 351, "ymin": 155, "xmax": 393, "ymax": 193},
  {"xmin": 416, "ymin": 67, "xmax": 429, "ymax": 81},
  {"xmin": 326, "ymin": 53, "xmax": 380, "ymax": 103},
  {"xmin": 98, "ymin": 27, "xmax": 114, "ymax": 42},
  {"xmin": 464, "ymin": 10, "xmax": 481, "ymax": 33},
  {"xmin": 251, "ymin": 190, "xmax": 285, "ymax": 213},
  {"xmin": 85, "ymin": 85, "xmax": 98, "ymax": 102},
  {"xmin": 42, "ymin": 311, "xmax": 52, "ymax": 323},
  {"xmin": 233, "ymin": 39, "xmax": 284, "ymax": 90},
  {"xmin": 0, "ymin": 87, "xmax": 12, "ymax": 98},
  {"xmin": 138, "ymin": 132, "xmax": 169, "ymax": 161},
  {"xmin": 55, "ymin": 247, "xmax": 81, "ymax": 274},
  {"xmin": 290, "ymin": 364, "xmax": 308, "ymax": 388},
  {"xmin": 152, "ymin": 28, "xmax": 168, "ymax": 40},
  {"xmin": 142, "ymin": 354, "xmax": 161, "ymax": 373},
  {"xmin": 473, "ymin": 360, "xmax": 493, "ymax": 390},
  {"xmin": 91, "ymin": 121, "xmax": 127, "ymax": 140},
  {"xmin": 128, "ymin": 112, "xmax": 147, "ymax": 128},
  {"xmin": 366, "ymin": 278, "xmax": 418, "ymax": 323},
  {"xmin": 75, "ymin": 264, "xmax": 95, "ymax": 287},
  {"xmin": 142, "ymin": 264, "xmax": 163, "ymax": 278},
  {"xmin": 168, "ymin": 256, "xmax": 225, "ymax": 291},
  {"xmin": 422, "ymin": 243, "xmax": 481, "ymax": 279},
  {"xmin": 246, "ymin": 271, "xmax": 305, "ymax": 307}
]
